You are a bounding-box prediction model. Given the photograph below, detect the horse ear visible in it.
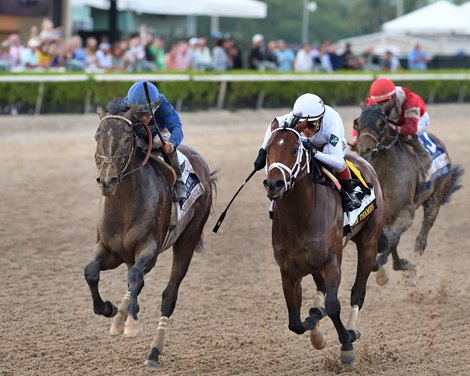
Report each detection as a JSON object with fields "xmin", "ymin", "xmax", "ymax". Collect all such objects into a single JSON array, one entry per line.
[
  {"xmin": 359, "ymin": 101, "xmax": 367, "ymax": 110},
  {"xmin": 270, "ymin": 118, "xmax": 279, "ymax": 131},
  {"xmin": 97, "ymin": 106, "xmax": 106, "ymax": 119},
  {"xmin": 294, "ymin": 119, "xmax": 308, "ymax": 133}
]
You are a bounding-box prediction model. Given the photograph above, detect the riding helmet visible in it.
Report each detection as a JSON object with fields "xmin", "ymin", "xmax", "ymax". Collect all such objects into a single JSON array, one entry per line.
[
  {"xmin": 125, "ymin": 80, "xmax": 161, "ymax": 112},
  {"xmin": 369, "ymin": 77, "xmax": 396, "ymax": 103},
  {"xmin": 292, "ymin": 93, "xmax": 325, "ymax": 121}
]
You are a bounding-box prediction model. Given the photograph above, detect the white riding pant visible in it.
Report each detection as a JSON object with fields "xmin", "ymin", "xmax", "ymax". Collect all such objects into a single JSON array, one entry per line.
[{"xmin": 418, "ymin": 112, "xmax": 430, "ymax": 135}]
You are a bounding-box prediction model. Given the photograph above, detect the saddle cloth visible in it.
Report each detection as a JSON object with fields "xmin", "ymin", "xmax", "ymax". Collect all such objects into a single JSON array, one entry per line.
[
  {"xmin": 158, "ymin": 150, "xmax": 205, "ymax": 252},
  {"xmin": 342, "ymin": 160, "xmax": 377, "ymax": 236},
  {"xmin": 416, "ymin": 132, "xmax": 451, "ymax": 194}
]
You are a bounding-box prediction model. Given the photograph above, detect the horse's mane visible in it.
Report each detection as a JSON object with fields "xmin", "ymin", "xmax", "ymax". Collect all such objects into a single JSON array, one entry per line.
[{"xmin": 106, "ymin": 97, "xmax": 126, "ymax": 115}]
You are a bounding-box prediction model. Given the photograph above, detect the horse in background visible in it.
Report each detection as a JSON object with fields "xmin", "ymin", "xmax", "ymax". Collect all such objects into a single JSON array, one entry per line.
[
  {"xmin": 263, "ymin": 120, "xmax": 384, "ymax": 365},
  {"xmin": 84, "ymin": 99, "xmax": 216, "ymax": 367},
  {"xmin": 355, "ymin": 104, "xmax": 463, "ymax": 285}
]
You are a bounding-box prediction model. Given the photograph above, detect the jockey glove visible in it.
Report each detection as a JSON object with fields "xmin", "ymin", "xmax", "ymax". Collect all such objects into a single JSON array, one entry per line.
[
  {"xmin": 254, "ymin": 148, "xmax": 267, "ymax": 170},
  {"xmin": 302, "ymin": 140, "xmax": 317, "ymax": 155}
]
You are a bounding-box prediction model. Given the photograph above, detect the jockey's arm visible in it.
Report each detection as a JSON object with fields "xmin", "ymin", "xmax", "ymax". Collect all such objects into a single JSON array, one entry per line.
[
  {"xmin": 314, "ymin": 141, "xmax": 346, "ymax": 171},
  {"xmin": 392, "ymin": 106, "xmax": 419, "ymax": 136},
  {"xmin": 155, "ymin": 96, "xmax": 183, "ymax": 147},
  {"xmin": 311, "ymin": 115, "xmax": 347, "ymax": 172}
]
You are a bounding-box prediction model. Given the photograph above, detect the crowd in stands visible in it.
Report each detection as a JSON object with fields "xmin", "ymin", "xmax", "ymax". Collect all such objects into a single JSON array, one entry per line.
[{"xmin": 0, "ymin": 18, "xmax": 431, "ymax": 73}]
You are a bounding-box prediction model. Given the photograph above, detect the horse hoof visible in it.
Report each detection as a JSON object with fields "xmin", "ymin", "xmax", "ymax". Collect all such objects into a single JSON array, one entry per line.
[
  {"xmin": 340, "ymin": 349, "xmax": 356, "ymax": 365},
  {"xmin": 123, "ymin": 317, "xmax": 142, "ymax": 338},
  {"xmin": 403, "ymin": 268, "xmax": 418, "ymax": 287},
  {"xmin": 376, "ymin": 266, "xmax": 389, "ymax": 286},
  {"xmin": 104, "ymin": 301, "xmax": 118, "ymax": 318},
  {"xmin": 309, "ymin": 327, "xmax": 326, "ymax": 350},
  {"xmin": 144, "ymin": 359, "xmax": 160, "ymax": 368},
  {"xmin": 109, "ymin": 323, "xmax": 124, "ymax": 336},
  {"xmin": 393, "ymin": 258, "xmax": 410, "ymax": 271}
]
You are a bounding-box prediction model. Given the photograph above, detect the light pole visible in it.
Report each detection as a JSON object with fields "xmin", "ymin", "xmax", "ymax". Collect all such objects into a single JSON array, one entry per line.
[{"xmin": 302, "ymin": 1, "xmax": 317, "ymax": 44}]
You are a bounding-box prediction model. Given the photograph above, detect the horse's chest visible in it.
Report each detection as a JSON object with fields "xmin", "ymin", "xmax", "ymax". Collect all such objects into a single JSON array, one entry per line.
[{"xmin": 274, "ymin": 241, "xmax": 329, "ymax": 277}]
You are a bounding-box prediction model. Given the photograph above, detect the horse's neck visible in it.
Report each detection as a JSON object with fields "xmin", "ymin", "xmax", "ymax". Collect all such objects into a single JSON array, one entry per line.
[{"xmin": 275, "ymin": 177, "xmax": 322, "ymax": 224}]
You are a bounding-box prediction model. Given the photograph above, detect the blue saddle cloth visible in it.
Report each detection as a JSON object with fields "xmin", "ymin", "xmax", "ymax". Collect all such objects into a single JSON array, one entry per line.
[{"xmin": 416, "ymin": 133, "xmax": 451, "ymax": 194}]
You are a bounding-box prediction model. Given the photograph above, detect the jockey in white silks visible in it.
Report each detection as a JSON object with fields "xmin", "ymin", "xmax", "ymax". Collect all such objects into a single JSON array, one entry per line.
[{"xmin": 254, "ymin": 93, "xmax": 362, "ymax": 211}]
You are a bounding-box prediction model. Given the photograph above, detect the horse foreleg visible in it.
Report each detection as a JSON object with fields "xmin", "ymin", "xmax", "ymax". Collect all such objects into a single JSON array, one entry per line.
[
  {"xmin": 125, "ymin": 248, "xmax": 157, "ymax": 338},
  {"xmin": 309, "ymin": 291, "xmax": 327, "ymax": 350},
  {"xmin": 323, "ymin": 259, "xmax": 360, "ymax": 365},
  {"xmin": 83, "ymin": 244, "xmax": 121, "ymax": 318},
  {"xmin": 109, "ymin": 291, "xmax": 130, "ymax": 336},
  {"xmin": 280, "ymin": 270, "xmax": 304, "ymax": 334},
  {"xmin": 145, "ymin": 228, "xmax": 200, "ymax": 368}
]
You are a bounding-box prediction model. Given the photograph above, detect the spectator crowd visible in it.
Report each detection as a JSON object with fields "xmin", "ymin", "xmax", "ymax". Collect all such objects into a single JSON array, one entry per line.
[{"xmin": 0, "ymin": 18, "xmax": 431, "ymax": 73}]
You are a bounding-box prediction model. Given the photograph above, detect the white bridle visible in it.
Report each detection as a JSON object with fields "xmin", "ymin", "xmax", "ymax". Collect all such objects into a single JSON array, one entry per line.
[{"xmin": 267, "ymin": 127, "xmax": 311, "ymax": 191}]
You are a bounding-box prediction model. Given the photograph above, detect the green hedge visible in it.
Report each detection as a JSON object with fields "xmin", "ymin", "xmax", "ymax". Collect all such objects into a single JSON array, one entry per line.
[{"xmin": 0, "ymin": 73, "xmax": 469, "ymax": 114}]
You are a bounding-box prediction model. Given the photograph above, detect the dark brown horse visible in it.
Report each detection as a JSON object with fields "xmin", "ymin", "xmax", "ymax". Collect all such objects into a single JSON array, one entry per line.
[
  {"xmin": 84, "ymin": 100, "xmax": 216, "ymax": 367},
  {"xmin": 263, "ymin": 120, "xmax": 384, "ymax": 365},
  {"xmin": 355, "ymin": 104, "xmax": 463, "ymax": 285}
]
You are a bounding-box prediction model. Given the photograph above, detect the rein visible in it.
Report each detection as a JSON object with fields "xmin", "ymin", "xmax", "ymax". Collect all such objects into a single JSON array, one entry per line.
[
  {"xmin": 357, "ymin": 111, "xmax": 398, "ymax": 159},
  {"xmin": 97, "ymin": 114, "xmax": 153, "ymax": 182},
  {"xmin": 267, "ymin": 127, "xmax": 310, "ymax": 191}
]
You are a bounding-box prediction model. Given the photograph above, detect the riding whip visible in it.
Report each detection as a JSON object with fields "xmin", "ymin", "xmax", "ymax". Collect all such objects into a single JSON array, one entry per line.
[
  {"xmin": 142, "ymin": 81, "xmax": 171, "ymax": 165},
  {"xmin": 143, "ymin": 81, "xmax": 166, "ymax": 148},
  {"xmin": 212, "ymin": 169, "xmax": 257, "ymax": 233}
]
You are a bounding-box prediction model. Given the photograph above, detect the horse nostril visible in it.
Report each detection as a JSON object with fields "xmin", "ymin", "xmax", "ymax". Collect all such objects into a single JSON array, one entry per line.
[
  {"xmin": 96, "ymin": 177, "xmax": 101, "ymax": 184},
  {"xmin": 275, "ymin": 180, "xmax": 285, "ymax": 189},
  {"xmin": 263, "ymin": 180, "xmax": 268, "ymax": 189}
]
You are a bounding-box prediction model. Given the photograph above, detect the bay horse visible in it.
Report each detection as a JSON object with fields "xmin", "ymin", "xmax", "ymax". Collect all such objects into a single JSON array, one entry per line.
[
  {"xmin": 263, "ymin": 120, "xmax": 384, "ymax": 364},
  {"xmin": 355, "ymin": 104, "xmax": 463, "ymax": 285},
  {"xmin": 84, "ymin": 99, "xmax": 216, "ymax": 367}
]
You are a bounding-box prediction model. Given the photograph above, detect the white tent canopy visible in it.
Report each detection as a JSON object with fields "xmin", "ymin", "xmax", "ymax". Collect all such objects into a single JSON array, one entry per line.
[
  {"xmin": 72, "ymin": 0, "xmax": 267, "ymax": 18},
  {"xmin": 382, "ymin": 0, "xmax": 470, "ymax": 35}
]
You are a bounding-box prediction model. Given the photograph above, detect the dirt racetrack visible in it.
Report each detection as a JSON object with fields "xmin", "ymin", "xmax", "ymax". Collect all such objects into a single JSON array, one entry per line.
[{"xmin": 1, "ymin": 104, "xmax": 469, "ymax": 376}]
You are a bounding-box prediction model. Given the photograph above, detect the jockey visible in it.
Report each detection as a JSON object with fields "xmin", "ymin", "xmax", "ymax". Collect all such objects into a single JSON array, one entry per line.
[
  {"xmin": 124, "ymin": 80, "xmax": 186, "ymax": 201},
  {"xmin": 352, "ymin": 77, "xmax": 431, "ymax": 174},
  {"xmin": 254, "ymin": 93, "xmax": 363, "ymax": 211}
]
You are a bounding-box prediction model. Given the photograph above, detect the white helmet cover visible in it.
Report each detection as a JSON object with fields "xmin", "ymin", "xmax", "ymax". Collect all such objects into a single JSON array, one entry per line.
[{"xmin": 292, "ymin": 93, "xmax": 325, "ymax": 121}]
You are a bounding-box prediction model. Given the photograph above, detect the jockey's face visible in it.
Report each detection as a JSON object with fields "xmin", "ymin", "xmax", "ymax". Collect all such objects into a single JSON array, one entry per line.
[
  {"xmin": 303, "ymin": 118, "xmax": 322, "ymax": 138},
  {"xmin": 377, "ymin": 94, "xmax": 396, "ymax": 115}
]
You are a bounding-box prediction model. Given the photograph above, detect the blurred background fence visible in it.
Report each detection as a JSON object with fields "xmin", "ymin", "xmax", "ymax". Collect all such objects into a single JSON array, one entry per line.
[{"xmin": 1, "ymin": 72, "xmax": 470, "ymax": 114}]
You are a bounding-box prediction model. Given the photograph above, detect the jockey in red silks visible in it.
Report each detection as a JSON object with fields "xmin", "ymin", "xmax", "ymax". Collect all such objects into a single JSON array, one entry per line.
[
  {"xmin": 351, "ymin": 77, "xmax": 431, "ymax": 174},
  {"xmin": 254, "ymin": 93, "xmax": 363, "ymax": 211}
]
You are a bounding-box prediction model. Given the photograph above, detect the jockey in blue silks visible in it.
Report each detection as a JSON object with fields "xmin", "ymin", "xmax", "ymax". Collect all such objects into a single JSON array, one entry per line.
[{"xmin": 124, "ymin": 80, "xmax": 186, "ymax": 201}]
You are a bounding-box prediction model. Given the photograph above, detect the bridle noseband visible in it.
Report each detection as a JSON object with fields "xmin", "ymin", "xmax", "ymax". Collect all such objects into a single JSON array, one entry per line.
[
  {"xmin": 267, "ymin": 127, "xmax": 311, "ymax": 191},
  {"xmin": 96, "ymin": 114, "xmax": 153, "ymax": 182}
]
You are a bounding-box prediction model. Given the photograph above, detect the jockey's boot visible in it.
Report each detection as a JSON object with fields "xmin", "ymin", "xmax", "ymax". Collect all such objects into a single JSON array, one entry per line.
[
  {"xmin": 167, "ymin": 150, "xmax": 187, "ymax": 202},
  {"xmin": 337, "ymin": 165, "xmax": 363, "ymax": 212},
  {"xmin": 342, "ymin": 179, "xmax": 363, "ymax": 212},
  {"xmin": 404, "ymin": 135, "xmax": 432, "ymax": 177}
]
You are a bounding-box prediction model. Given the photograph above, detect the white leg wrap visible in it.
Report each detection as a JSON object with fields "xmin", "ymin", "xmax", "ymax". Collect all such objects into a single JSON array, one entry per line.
[
  {"xmin": 346, "ymin": 305, "xmax": 359, "ymax": 330},
  {"xmin": 151, "ymin": 316, "xmax": 169, "ymax": 353},
  {"xmin": 313, "ymin": 291, "xmax": 325, "ymax": 308},
  {"xmin": 109, "ymin": 291, "xmax": 130, "ymax": 336}
]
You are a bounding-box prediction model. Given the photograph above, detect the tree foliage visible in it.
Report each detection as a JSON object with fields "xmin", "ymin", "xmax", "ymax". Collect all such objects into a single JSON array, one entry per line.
[{"xmin": 197, "ymin": 0, "xmax": 465, "ymax": 45}]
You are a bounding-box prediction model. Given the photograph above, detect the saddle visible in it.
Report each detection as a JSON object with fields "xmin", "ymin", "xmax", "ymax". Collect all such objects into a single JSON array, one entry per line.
[{"xmin": 148, "ymin": 152, "xmax": 177, "ymax": 188}]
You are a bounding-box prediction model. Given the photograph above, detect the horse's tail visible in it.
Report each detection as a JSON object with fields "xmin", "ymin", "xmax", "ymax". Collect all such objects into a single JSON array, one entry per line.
[
  {"xmin": 209, "ymin": 169, "xmax": 219, "ymax": 212},
  {"xmin": 442, "ymin": 164, "xmax": 464, "ymax": 204},
  {"xmin": 194, "ymin": 169, "xmax": 218, "ymax": 255}
]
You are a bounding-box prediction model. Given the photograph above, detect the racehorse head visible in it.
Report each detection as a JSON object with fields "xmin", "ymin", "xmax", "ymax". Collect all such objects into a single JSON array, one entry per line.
[
  {"xmin": 263, "ymin": 119, "xmax": 310, "ymax": 200},
  {"xmin": 95, "ymin": 100, "xmax": 137, "ymax": 196},
  {"xmin": 355, "ymin": 104, "xmax": 396, "ymax": 160}
]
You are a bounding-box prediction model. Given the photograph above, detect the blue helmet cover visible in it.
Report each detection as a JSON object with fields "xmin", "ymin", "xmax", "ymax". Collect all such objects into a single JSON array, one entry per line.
[{"xmin": 125, "ymin": 80, "xmax": 161, "ymax": 112}]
